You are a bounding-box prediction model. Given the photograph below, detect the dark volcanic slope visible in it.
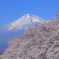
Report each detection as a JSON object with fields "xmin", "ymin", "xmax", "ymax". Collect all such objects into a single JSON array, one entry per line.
[{"xmin": 0, "ymin": 19, "xmax": 59, "ymax": 59}]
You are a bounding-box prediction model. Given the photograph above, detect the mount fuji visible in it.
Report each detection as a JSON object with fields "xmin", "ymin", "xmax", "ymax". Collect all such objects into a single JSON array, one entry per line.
[
  {"xmin": 4, "ymin": 14, "xmax": 45, "ymax": 32},
  {"xmin": 0, "ymin": 14, "xmax": 46, "ymax": 54}
]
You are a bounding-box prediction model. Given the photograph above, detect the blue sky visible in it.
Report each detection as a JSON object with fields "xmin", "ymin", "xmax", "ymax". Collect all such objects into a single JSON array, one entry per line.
[{"xmin": 0, "ymin": 0, "xmax": 59, "ymax": 28}]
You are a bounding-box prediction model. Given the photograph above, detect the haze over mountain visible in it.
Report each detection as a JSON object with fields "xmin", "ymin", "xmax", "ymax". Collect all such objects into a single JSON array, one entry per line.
[{"xmin": 0, "ymin": 14, "xmax": 46, "ymax": 54}]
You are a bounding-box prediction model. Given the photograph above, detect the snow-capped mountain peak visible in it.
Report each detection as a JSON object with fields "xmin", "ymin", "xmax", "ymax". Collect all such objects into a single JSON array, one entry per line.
[{"xmin": 6, "ymin": 14, "xmax": 45, "ymax": 31}]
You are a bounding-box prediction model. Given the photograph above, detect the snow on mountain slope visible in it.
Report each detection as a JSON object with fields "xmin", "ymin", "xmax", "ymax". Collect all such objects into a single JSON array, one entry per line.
[{"xmin": 6, "ymin": 14, "xmax": 45, "ymax": 31}]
